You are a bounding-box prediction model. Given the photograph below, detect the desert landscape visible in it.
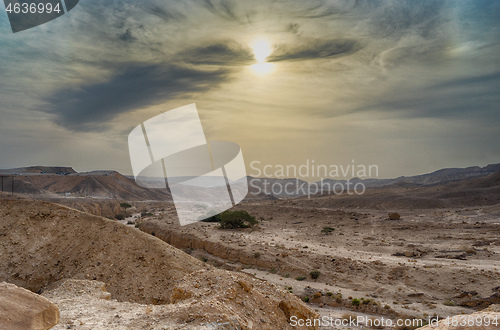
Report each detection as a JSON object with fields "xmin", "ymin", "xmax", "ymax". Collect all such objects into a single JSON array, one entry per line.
[{"xmin": 1, "ymin": 164, "xmax": 500, "ymax": 329}]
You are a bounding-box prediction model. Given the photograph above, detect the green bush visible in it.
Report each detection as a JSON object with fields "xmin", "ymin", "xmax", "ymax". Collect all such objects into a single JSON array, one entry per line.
[
  {"xmin": 218, "ymin": 210, "xmax": 258, "ymax": 229},
  {"xmin": 309, "ymin": 270, "xmax": 321, "ymax": 279},
  {"xmin": 120, "ymin": 202, "xmax": 132, "ymax": 209},
  {"xmin": 352, "ymin": 298, "xmax": 360, "ymax": 306},
  {"xmin": 296, "ymin": 276, "xmax": 306, "ymax": 281},
  {"xmin": 321, "ymin": 226, "xmax": 335, "ymax": 235},
  {"xmin": 115, "ymin": 213, "xmax": 125, "ymax": 220},
  {"xmin": 303, "ymin": 296, "xmax": 309, "ymax": 302}
]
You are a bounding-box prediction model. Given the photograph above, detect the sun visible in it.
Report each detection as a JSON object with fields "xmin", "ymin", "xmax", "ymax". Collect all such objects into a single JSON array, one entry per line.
[
  {"xmin": 250, "ymin": 38, "xmax": 274, "ymax": 74},
  {"xmin": 251, "ymin": 39, "xmax": 272, "ymax": 63}
]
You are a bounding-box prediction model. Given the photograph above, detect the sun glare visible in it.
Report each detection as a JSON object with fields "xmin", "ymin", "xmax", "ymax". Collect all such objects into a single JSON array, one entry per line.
[
  {"xmin": 251, "ymin": 63, "xmax": 274, "ymax": 74},
  {"xmin": 252, "ymin": 39, "xmax": 272, "ymax": 63},
  {"xmin": 250, "ymin": 38, "xmax": 274, "ymax": 74}
]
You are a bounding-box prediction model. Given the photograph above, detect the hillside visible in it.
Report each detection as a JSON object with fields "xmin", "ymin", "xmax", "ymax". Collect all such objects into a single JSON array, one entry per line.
[
  {"xmin": 0, "ymin": 194, "xmax": 317, "ymax": 329},
  {"xmin": 1, "ymin": 170, "xmax": 170, "ymax": 201}
]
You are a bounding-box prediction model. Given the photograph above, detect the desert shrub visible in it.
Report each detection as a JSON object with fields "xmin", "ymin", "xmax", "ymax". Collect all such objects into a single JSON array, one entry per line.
[
  {"xmin": 254, "ymin": 252, "xmax": 261, "ymax": 258},
  {"xmin": 443, "ymin": 299, "xmax": 456, "ymax": 306},
  {"xmin": 352, "ymin": 298, "xmax": 360, "ymax": 306},
  {"xmin": 313, "ymin": 292, "xmax": 322, "ymax": 299},
  {"xmin": 284, "ymin": 273, "xmax": 290, "ymax": 278},
  {"xmin": 120, "ymin": 202, "xmax": 132, "ymax": 209},
  {"xmin": 115, "ymin": 213, "xmax": 125, "ymax": 220},
  {"xmin": 321, "ymin": 226, "xmax": 335, "ymax": 235},
  {"xmin": 309, "ymin": 270, "xmax": 321, "ymax": 279},
  {"xmin": 362, "ymin": 298, "xmax": 373, "ymax": 305},
  {"xmin": 219, "ymin": 210, "xmax": 258, "ymax": 229},
  {"xmin": 200, "ymin": 256, "xmax": 208, "ymax": 262},
  {"xmin": 141, "ymin": 211, "xmax": 153, "ymax": 217},
  {"xmin": 296, "ymin": 276, "xmax": 306, "ymax": 281},
  {"xmin": 303, "ymin": 296, "xmax": 309, "ymax": 302},
  {"xmin": 388, "ymin": 212, "xmax": 401, "ymax": 220},
  {"xmin": 326, "ymin": 292, "xmax": 333, "ymax": 296}
]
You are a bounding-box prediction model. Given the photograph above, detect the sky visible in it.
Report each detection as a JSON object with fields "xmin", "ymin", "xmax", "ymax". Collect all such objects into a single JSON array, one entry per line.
[{"xmin": 0, "ymin": 0, "xmax": 499, "ymax": 180}]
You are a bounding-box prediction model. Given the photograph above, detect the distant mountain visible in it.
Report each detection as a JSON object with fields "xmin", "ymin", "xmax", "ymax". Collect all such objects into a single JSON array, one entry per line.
[
  {"xmin": 0, "ymin": 166, "xmax": 76, "ymax": 175},
  {"xmin": 0, "ymin": 168, "xmax": 170, "ymax": 201},
  {"xmin": 305, "ymin": 169, "xmax": 500, "ymax": 210},
  {"xmin": 247, "ymin": 163, "xmax": 500, "ymax": 199},
  {"xmin": 2, "ymin": 163, "xmax": 499, "ymax": 202}
]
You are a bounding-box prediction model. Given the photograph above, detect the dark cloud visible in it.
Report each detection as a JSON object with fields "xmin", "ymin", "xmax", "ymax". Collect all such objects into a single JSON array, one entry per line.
[
  {"xmin": 45, "ymin": 64, "xmax": 230, "ymax": 131},
  {"xmin": 267, "ymin": 38, "xmax": 361, "ymax": 62},
  {"xmin": 286, "ymin": 23, "xmax": 301, "ymax": 35},
  {"xmin": 354, "ymin": 71, "xmax": 500, "ymax": 121},
  {"xmin": 117, "ymin": 29, "xmax": 136, "ymax": 43},
  {"xmin": 178, "ymin": 40, "xmax": 254, "ymax": 65}
]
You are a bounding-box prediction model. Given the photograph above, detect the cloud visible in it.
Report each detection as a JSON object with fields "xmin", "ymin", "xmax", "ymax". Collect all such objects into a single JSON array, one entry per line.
[
  {"xmin": 178, "ymin": 40, "xmax": 254, "ymax": 65},
  {"xmin": 267, "ymin": 38, "xmax": 361, "ymax": 62},
  {"xmin": 45, "ymin": 64, "xmax": 230, "ymax": 131},
  {"xmin": 368, "ymin": 0, "xmax": 446, "ymax": 39},
  {"xmin": 201, "ymin": 0, "xmax": 239, "ymax": 21},
  {"xmin": 292, "ymin": 0, "xmax": 342, "ymax": 19},
  {"xmin": 286, "ymin": 23, "xmax": 301, "ymax": 35},
  {"xmin": 143, "ymin": 3, "xmax": 186, "ymax": 22},
  {"xmin": 353, "ymin": 71, "xmax": 500, "ymax": 122},
  {"xmin": 117, "ymin": 29, "xmax": 136, "ymax": 43}
]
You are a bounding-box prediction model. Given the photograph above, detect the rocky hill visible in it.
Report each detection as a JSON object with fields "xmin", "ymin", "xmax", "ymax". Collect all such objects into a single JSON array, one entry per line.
[
  {"xmin": 0, "ymin": 169, "xmax": 170, "ymax": 201},
  {"xmin": 0, "ymin": 195, "xmax": 317, "ymax": 329}
]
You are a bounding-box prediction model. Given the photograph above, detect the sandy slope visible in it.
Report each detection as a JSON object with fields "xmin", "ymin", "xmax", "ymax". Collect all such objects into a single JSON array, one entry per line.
[{"xmin": 0, "ymin": 194, "xmax": 317, "ymax": 329}]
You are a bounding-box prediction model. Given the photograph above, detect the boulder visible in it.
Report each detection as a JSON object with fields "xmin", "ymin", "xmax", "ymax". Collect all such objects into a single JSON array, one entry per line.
[{"xmin": 0, "ymin": 282, "xmax": 59, "ymax": 330}]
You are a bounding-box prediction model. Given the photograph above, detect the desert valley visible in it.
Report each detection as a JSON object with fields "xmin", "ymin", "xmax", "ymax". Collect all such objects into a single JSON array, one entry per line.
[{"xmin": 1, "ymin": 164, "xmax": 500, "ymax": 329}]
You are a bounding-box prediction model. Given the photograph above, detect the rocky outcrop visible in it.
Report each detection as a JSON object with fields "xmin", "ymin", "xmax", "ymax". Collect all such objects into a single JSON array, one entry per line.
[{"xmin": 0, "ymin": 282, "xmax": 59, "ymax": 330}]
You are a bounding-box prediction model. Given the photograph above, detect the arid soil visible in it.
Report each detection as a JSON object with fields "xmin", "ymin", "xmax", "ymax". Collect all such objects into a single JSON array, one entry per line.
[
  {"xmin": 139, "ymin": 199, "xmax": 500, "ymax": 324},
  {"xmin": 0, "ymin": 195, "xmax": 317, "ymax": 329}
]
